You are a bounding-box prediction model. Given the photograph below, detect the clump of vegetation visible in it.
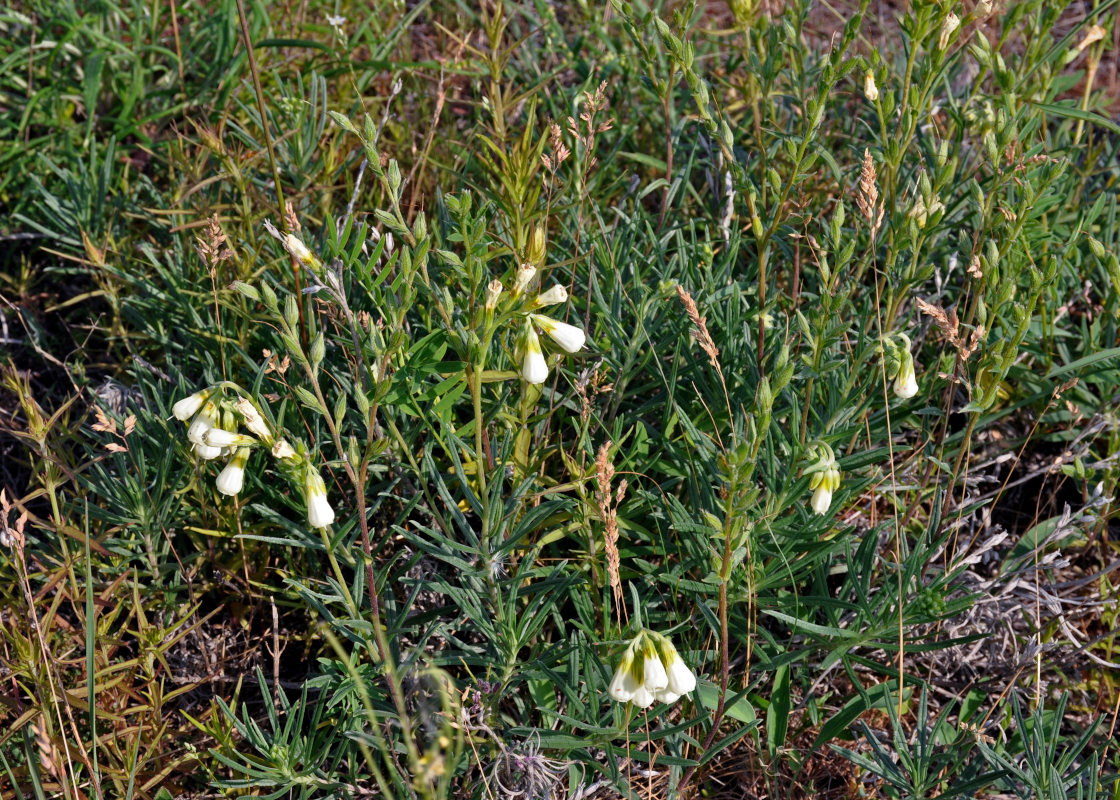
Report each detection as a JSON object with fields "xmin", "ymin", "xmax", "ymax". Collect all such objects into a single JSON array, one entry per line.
[{"xmin": 2, "ymin": 0, "xmax": 1119, "ymax": 797}]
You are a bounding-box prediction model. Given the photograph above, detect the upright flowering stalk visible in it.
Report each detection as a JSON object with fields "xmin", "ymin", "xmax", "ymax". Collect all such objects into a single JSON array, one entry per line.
[
  {"xmin": 803, "ymin": 443, "xmax": 841, "ymax": 516},
  {"xmin": 883, "ymin": 333, "xmax": 919, "ymax": 399},
  {"xmin": 608, "ymin": 630, "xmax": 697, "ymax": 709}
]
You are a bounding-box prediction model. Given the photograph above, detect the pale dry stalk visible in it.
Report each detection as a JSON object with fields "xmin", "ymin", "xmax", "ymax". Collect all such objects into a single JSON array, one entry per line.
[
  {"xmin": 857, "ymin": 148, "xmax": 884, "ymax": 238},
  {"xmin": 675, "ymin": 286, "xmax": 721, "ymax": 373},
  {"xmin": 595, "ymin": 441, "xmax": 625, "ymax": 620}
]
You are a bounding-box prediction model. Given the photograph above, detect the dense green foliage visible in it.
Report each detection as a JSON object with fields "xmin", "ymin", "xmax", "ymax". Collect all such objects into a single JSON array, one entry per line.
[{"xmin": 2, "ymin": 0, "xmax": 1120, "ymax": 797}]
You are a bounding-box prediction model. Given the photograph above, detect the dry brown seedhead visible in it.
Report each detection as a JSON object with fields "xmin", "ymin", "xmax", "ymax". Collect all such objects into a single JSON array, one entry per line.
[
  {"xmin": 916, "ymin": 298, "xmax": 984, "ymax": 360},
  {"xmin": 91, "ymin": 406, "xmax": 135, "ymax": 453},
  {"xmin": 968, "ymin": 254, "xmax": 984, "ymax": 280},
  {"xmin": 857, "ymin": 148, "xmax": 884, "ymax": 238},
  {"xmin": 676, "ymin": 286, "xmax": 722, "ymax": 373},
  {"xmin": 196, "ymin": 213, "xmax": 233, "ymax": 271},
  {"xmin": 595, "ymin": 441, "xmax": 625, "ymax": 618},
  {"xmin": 541, "ymin": 122, "xmax": 570, "ymax": 174}
]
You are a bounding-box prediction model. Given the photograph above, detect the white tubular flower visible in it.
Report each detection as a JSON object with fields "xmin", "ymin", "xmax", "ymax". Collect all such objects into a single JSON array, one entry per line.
[
  {"xmin": 664, "ymin": 650, "xmax": 697, "ymax": 696},
  {"xmin": 235, "ymin": 397, "xmax": 272, "ymax": 442},
  {"xmin": 173, "ymin": 389, "xmax": 212, "ymax": 421},
  {"xmin": 305, "ymin": 469, "xmax": 335, "ymax": 528},
  {"xmin": 642, "ymin": 646, "xmax": 669, "ymax": 693},
  {"xmin": 271, "ymin": 440, "xmax": 297, "ymax": 460},
  {"xmin": 203, "ymin": 428, "xmax": 256, "ymax": 448},
  {"xmin": 216, "ymin": 448, "xmax": 250, "ymax": 496},
  {"xmin": 521, "ymin": 326, "xmax": 549, "ymax": 385},
  {"xmin": 609, "ymin": 647, "xmax": 640, "ymax": 703},
  {"xmin": 512, "ymin": 264, "xmax": 536, "ymax": 298},
  {"xmin": 893, "ymin": 360, "xmax": 919, "ymax": 399},
  {"xmin": 863, "ymin": 71, "xmax": 879, "ymax": 102},
  {"xmin": 193, "ymin": 442, "xmax": 224, "ymax": 460},
  {"xmin": 938, "ymin": 12, "xmax": 960, "ymax": 50},
  {"xmin": 532, "ymin": 314, "xmax": 585, "ymax": 354},
  {"xmin": 532, "ymin": 284, "xmax": 568, "ymax": 308},
  {"xmin": 654, "ymin": 689, "xmax": 681, "ymax": 704},
  {"xmin": 187, "ymin": 401, "xmax": 219, "ymax": 446},
  {"xmin": 630, "ymin": 684, "xmax": 655, "ymax": 709},
  {"xmin": 810, "ymin": 483, "xmax": 834, "ymax": 515}
]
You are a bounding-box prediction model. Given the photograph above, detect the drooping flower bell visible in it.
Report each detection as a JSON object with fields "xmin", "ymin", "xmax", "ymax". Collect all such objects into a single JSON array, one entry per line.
[
  {"xmin": 520, "ymin": 322, "xmax": 549, "ymax": 385},
  {"xmin": 304, "ymin": 467, "xmax": 335, "ymax": 528},
  {"xmin": 803, "ymin": 442, "xmax": 841, "ymax": 516},
  {"xmin": 215, "ymin": 447, "xmax": 250, "ymax": 496}
]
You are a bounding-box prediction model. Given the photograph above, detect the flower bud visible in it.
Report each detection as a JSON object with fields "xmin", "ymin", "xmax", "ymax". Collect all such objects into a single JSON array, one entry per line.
[
  {"xmin": 532, "ymin": 284, "xmax": 569, "ymax": 308},
  {"xmin": 271, "ymin": 440, "xmax": 297, "ymax": 460},
  {"xmin": 804, "ymin": 444, "xmax": 840, "ymax": 516},
  {"xmin": 285, "ymin": 234, "xmax": 316, "ymax": 267},
  {"xmin": 203, "ymin": 428, "xmax": 257, "ymax": 448},
  {"xmin": 526, "ymin": 225, "xmax": 547, "ymax": 267},
  {"xmin": 863, "ymin": 70, "xmax": 878, "ymax": 102}
]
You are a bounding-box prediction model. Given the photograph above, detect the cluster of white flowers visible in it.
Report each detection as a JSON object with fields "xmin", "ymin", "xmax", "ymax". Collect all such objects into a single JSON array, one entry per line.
[
  {"xmin": 803, "ymin": 443, "xmax": 841, "ymax": 516},
  {"xmin": 173, "ymin": 387, "xmax": 334, "ymax": 528},
  {"xmin": 609, "ymin": 630, "xmax": 697, "ymax": 709},
  {"xmin": 491, "ymin": 264, "xmax": 586, "ymax": 385}
]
